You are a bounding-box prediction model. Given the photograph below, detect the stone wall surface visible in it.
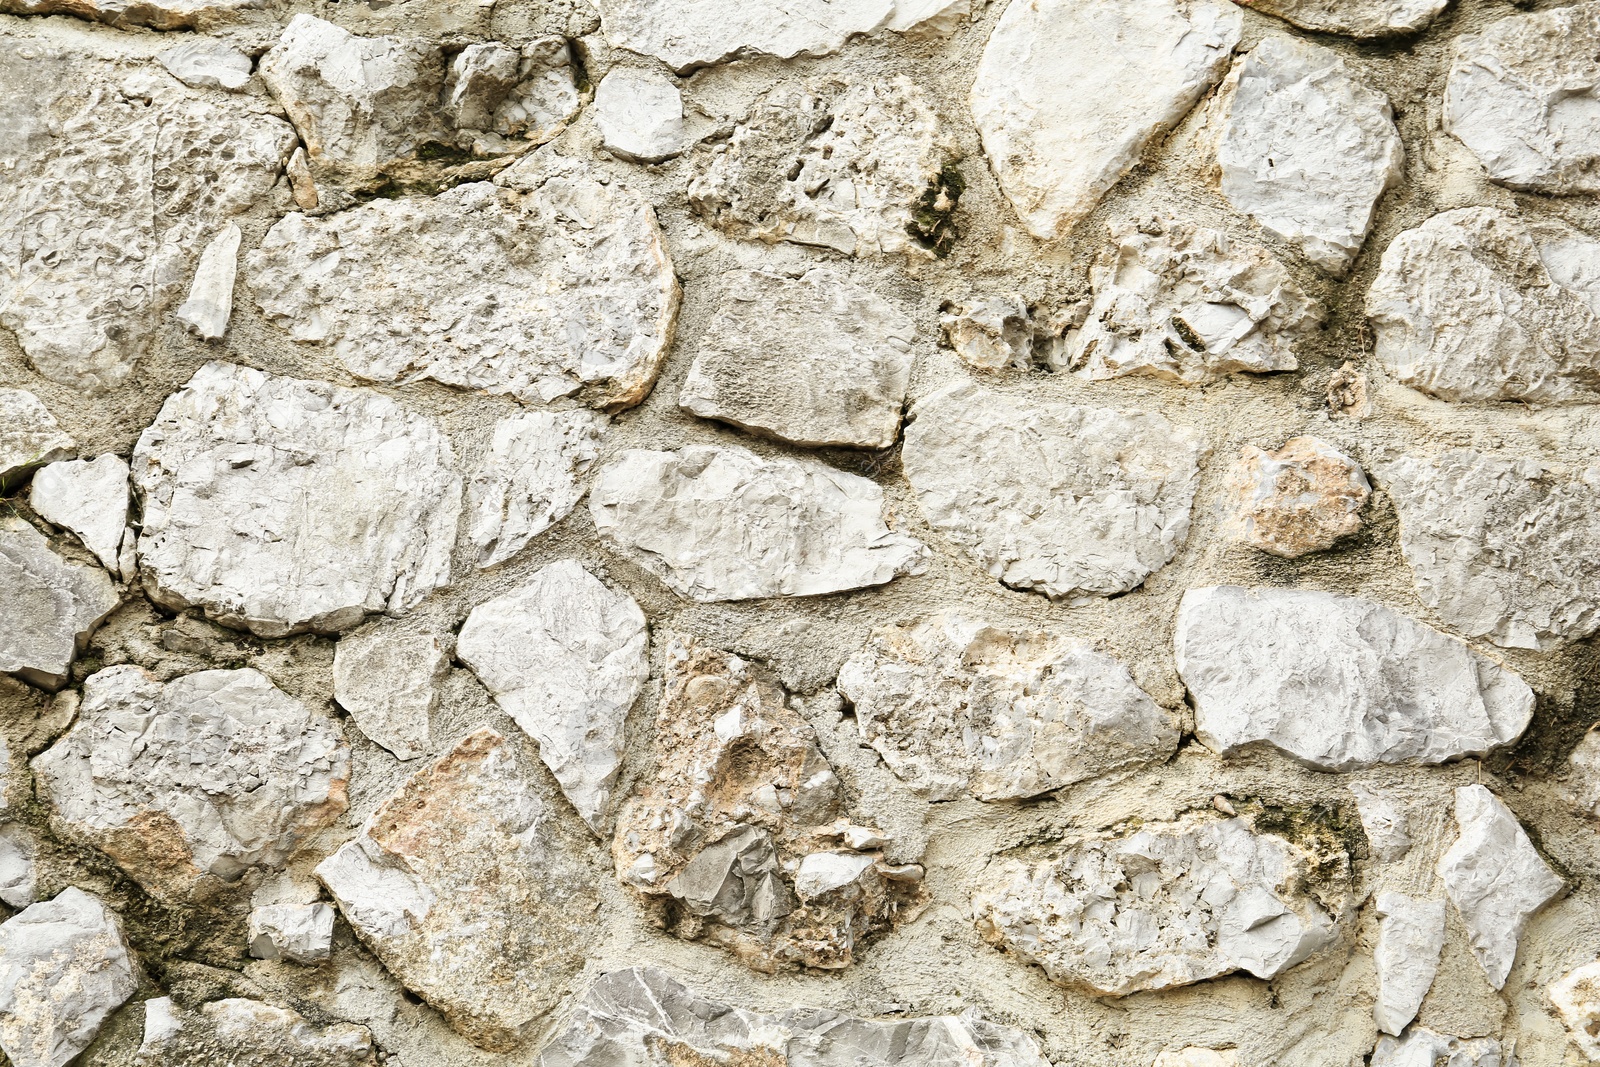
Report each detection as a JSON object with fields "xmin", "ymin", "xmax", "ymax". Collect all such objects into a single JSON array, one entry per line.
[{"xmin": 6, "ymin": 1, "xmax": 1600, "ymax": 1065}]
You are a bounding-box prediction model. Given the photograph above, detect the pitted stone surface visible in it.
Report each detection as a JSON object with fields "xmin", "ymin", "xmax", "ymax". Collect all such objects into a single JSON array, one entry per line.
[
  {"xmin": 0, "ymin": 0, "xmax": 256, "ymax": 29},
  {"xmin": 0, "ymin": 519, "xmax": 118, "ymax": 691},
  {"xmin": 901, "ymin": 382, "xmax": 1202, "ymax": 601},
  {"xmin": 594, "ymin": 68, "xmax": 687, "ymax": 163},
  {"xmin": 1371, "ymin": 1029, "xmax": 1507, "ymax": 1067},
  {"xmin": 0, "ymin": 390, "xmax": 75, "ymax": 491},
  {"xmin": 1225, "ymin": 437, "xmax": 1369, "ymax": 558},
  {"xmin": 248, "ymin": 903, "xmax": 336, "ymax": 963},
  {"xmin": 333, "ymin": 628, "xmax": 448, "ymax": 761},
  {"xmin": 1551, "ymin": 959, "xmax": 1600, "ymax": 1062},
  {"xmin": 1373, "ymin": 893, "xmax": 1445, "ymax": 1036},
  {"xmin": 442, "ymin": 38, "xmax": 579, "ymax": 142},
  {"xmin": 837, "ymin": 613, "xmax": 1179, "ymax": 801},
  {"xmin": 1175, "ymin": 586, "xmax": 1535, "ymax": 771},
  {"xmin": 29, "ymin": 455, "xmax": 132, "ymax": 578},
  {"xmin": 135, "ymin": 997, "xmax": 376, "ymax": 1067},
  {"xmin": 1236, "ymin": 0, "xmax": 1447, "ymax": 37},
  {"xmin": 940, "ymin": 293, "xmax": 1033, "ymax": 372},
  {"xmin": 0, "ymin": 824, "xmax": 37, "ymax": 909},
  {"xmin": 466, "ymin": 409, "xmax": 608, "ymax": 569}
]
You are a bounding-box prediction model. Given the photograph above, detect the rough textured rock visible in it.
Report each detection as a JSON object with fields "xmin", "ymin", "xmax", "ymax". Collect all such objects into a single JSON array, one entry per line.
[
  {"xmin": 836, "ymin": 613, "xmax": 1179, "ymax": 801},
  {"xmin": 315, "ymin": 728, "xmax": 601, "ymax": 1051},
  {"xmin": 688, "ymin": 76, "xmax": 952, "ymax": 258},
  {"xmin": 158, "ymin": 39, "xmax": 252, "ymax": 91},
  {"xmin": 442, "ymin": 38, "xmax": 579, "ymax": 143},
  {"xmin": 1371, "ymin": 1028, "xmax": 1508, "ymax": 1067},
  {"xmin": 1176, "ymin": 586, "xmax": 1534, "ymax": 771},
  {"xmin": 248, "ymin": 903, "xmax": 336, "ymax": 963},
  {"xmin": 28, "ymin": 455, "xmax": 131, "ymax": 579},
  {"xmin": 249, "ymin": 156, "xmax": 677, "ymax": 409},
  {"xmin": 613, "ymin": 638, "xmax": 925, "ymax": 972},
  {"xmin": 1349, "ymin": 783, "xmax": 1411, "ymax": 862},
  {"xmin": 901, "ymin": 383, "xmax": 1201, "ymax": 602},
  {"xmin": 332, "ymin": 629, "xmax": 448, "ymax": 761},
  {"xmin": 131, "ymin": 362, "xmax": 463, "ymax": 638},
  {"xmin": 1366, "ymin": 207, "xmax": 1600, "ymax": 404},
  {"xmin": 679, "ymin": 268, "xmax": 916, "ymax": 449},
  {"xmin": 33, "ymin": 665, "xmax": 350, "ymax": 900},
  {"xmin": 595, "ymin": 68, "xmax": 686, "ymax": 163},
  {"xmin": 590, "ymin": 445, "xmax": 926, "ymax": 601},
  {"xmin": 456, "ymin": 561, "xmax": 648, "ymax": 832},
  {"xmin": 135, "ymin": 997, "xmax": 376, "ymax": 1066},
  {"xmin": 1225, "ymin": 437, "xmax": 1369, "ymax": 558},
  {"xmin": 1213, "ymin": 36, "xmax": 1403, "ymax": 273},
  {"xmin": 175, "ymin": 222, "xmax": 240, "ymax": 341},
  {"xmin": 1153, "ymin": 1053, "xmax": 1238, "ymax": 1067},
  {"xmin": 974, "ymin": 813, "xmax": 1338, "ymax": 996},
  {"xmin": 1373, "ymin": 893, "xmax": 1445, "ymax": 1036},
  {"xmin": 1236, "ymin": 0, "xmax": 1447, "ymax": 37},
  {"xmin": 0, "ymin": 0, "xmax": 256, "ymax": 29},
  {"xmin": 466, "ymin": 409, "xmax": 607, "ymax": 569},
  {"xmin": 1551, "ymin": 959, "xmax": 1600, "ymax": 1062},
  {"xmin": 940, "ymin": 293, "xmax": 1032, "ymax": 371},
  {"xmin": 1439, "ymin": 785, "xmax": 1564, "ymax": 990},
  {"xmin": 0, "ymin": 519, "xmax": 118, "ymax": 691},
  {"xmin": 0, "ymin": 888, "xmax": 136, "ymax": 1067},
  {"xmin": 0, "ymin": 824, "xmax": 37, "ymax": 909},
  {"xmin": 1066, "ymin": 219, "xmax": 1320, "ymax": 382},
  {"xmin": 1566, "ymin": 729, "xmax": 1600, "ymax": 820},
  {"xmin": 0, "ymin": 389, "xmax": 75, "ymax": 492},
  {"xmin": 1445, "ymin": 2, "xmax": 1600, "ymax": 195},
  {"xmin": 970, "ymin": 0, "xmax": 1241, "ymax": 239},
  {"xmin": 1386, "ymin": 450, "xmax": 1600, "ymax": 650}
]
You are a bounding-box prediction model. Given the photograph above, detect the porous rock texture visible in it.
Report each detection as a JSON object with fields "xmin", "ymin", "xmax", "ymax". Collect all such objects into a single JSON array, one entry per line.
[
  {"xmin": 1225, "ymin": 436, "xmax": 1369, "ymax": 558},
  {"xmin": 135, "ymin": 997, "xmax": 377, "ymax": 1066}
]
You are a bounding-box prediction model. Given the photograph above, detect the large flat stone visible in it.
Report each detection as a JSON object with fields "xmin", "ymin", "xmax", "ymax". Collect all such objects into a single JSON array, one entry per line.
[
  {"xmin": 0, "ymin": 519, "xmax": 118, "ymax": 691},
  {"xmin": 135, "ymin": 997, "xmax": 376, "ymax": 1067},
  {"xmin": 466, "ymin": 409, "xmax": 608, "ymax": 569},
  {"xmin": 1236, "ymin": 0, "xmax": 1447, "ymax": 37},
  {"xmin": 0, "ymin": 389, "xmax": 75, "ymax": 492}
]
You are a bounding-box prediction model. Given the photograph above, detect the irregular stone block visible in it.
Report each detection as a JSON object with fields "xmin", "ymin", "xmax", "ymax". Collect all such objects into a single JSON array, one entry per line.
[
  {"xmin": 940, "ymin": 293, "xmax": 1032, "ymax": 372},
  {"xmin": 901, "ymin": 382, "xmax": 1201, "ymax": 601},
  {"xmin": 971, "ymin": 0, "xmax": 1240, "ymax": 239},
  {"xmin": 248, "ymin": 903, "xmax": 336, "ymax": 964},
  {"xmin": 442, "ymin": 38, "xmax": 579, "ymax": 141},
  {"xmin": 0, "ymin": 0, "xmax": 257, "ymax": 29},
  {"xmin": 1551, "ymin": 959, "xmax": 1600, "ymax": 1062},
  {"xmin": 176, "ymin": 222, "xmax": 240, "ymax": 341},
  {"xmin": 159, "ymin": 39, "xmax": 253, "ymax": 91},
  {"xmin": 135, "ymin": 997, "xmax": 376, "ymax": 1066},
  {"xmin": 594, "ymin": 67, "xmax": 687, "ymax": 163},
  {"xmin": 0, "ymin": 389, "xmax": 75, "ymax": 492},
  {"xmin": 837, "ymin": 612, "xmax": 1179, "ymax": 801},
  {"xmin": 466, "ymin": 410, "xmax": 607, "ymax": 569},
  {"xmin": 333, "ymin": 629, "xmax": 448, "ymax": 761},
  {"xmin": 0, "ymin": 824, "xmax": 37, "ymax": 909},
  {"xmin": 1373, "ymin": 893, "xmax": 1445, "ymax": 1036},
  {"xmin": 679, "ymin": 268, "xmax": 916, "ymax": 449},
  {"xmin": 590, "ymin": 444, "xmax": 926, "ymax": 601},
  {"xmin": 1371, "ymin": 1028, "xmax": 1507, "ymax": 1067},
  {"xmin": 0, "ymin": 519, "xmax": 118, "ymax": 691},
  {"xmin": 1236, "ymin": 0, "xmax": 1447, "ymax": 37},
  {"xmin": 1565, "ymin": 729, "xmax": 1600, "ymax": 820},
  {"xmin": 1177, "ymin": 586, "xmax": 1534, "ymax": 771},
  {"xmin": 1225, "ymin": 436, "xmax": 1369, "ymax": 559},
  {"xmin": 29, "ymin": 455, "xmax": 131, "ymax": 578},
  {"xmin": 1348, "ymin": 783, "xmax": 1411, "ymax": 862}
]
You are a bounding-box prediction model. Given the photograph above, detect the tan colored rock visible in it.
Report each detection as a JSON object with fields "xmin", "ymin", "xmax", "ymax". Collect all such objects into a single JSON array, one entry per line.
[
  {"xmin": 1551, "ymin": 959, "xmax": 1600, "ymax": 1062},
  {"xmin": 0, "ymin": 0, "xmax": 257, "ymax": 29},
  {"xmin": 333, "ymin": 628, "xmax": 448, "ymax": 761},
  {"xmin": 940, "ymin": 293, "xmax": 1033, "ymax": 371},
  {"xmin": 135, "ymin": 997, "xmax": 376, "ymax": 1067},
  {"xmin": 1327, "ymin": 360, "xmax": 1373, "ymax": 418},
  {"xmin": 0, "ymin": 519, "xmax": 118, "ymax": 691},
  {"xmin": 1235, "ymin": 0, "xmax": 1447, "ymax": 37},
  {"xmin": 1564, "ymin": 728, "xmax": 1600, "ymax": 820},
  {"xmin": 1225, "ymin": 437, "xmax": 1369, "ymax": 558},
  {"xmin": 0, "ymin": 389, "xmax": 75, "ymax": 492}
]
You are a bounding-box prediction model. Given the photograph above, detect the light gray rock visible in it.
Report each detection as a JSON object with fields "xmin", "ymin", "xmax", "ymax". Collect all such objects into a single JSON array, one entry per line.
[
  {"xmin": 0, "ymin": 389, "xmax": 75, "ymax": 492},
  {"xmin": 1386, "ymin": 450, "xmax": 1600, "ymax": 650},
  {"xmin": 1373, "ymin": 893, "xmax": 1445, "ymax": 1036},
  {"xmin": 0, "ymin": 0, "xmax": 256, "ymax": 29},
  {"xmin": 837, "ymin": 613, "xmax": 1180, "ymax": 801},
  {"xmin": 333, "ymin": 628, "xmax": 448, "ymax": 761},
  {"xmin": 1550, "ymin": 959, "xmax": 1600, "ymax": 1062},
  {"xmin": 456, "ymin": 560, "xmax": 648, "ymax": 833},
  {"xmin": 679, "ymin": 268, "xmax": 916, "ymax": 449},
  {"xmin": 1153, "ymin": 1052, "xmax": 1238, "ymax": 1067},
  {"xmin": 590, "ymin": 444, "xmax": 926, "ymax": 601},
  {"xmin": 1176, "ymin": 587, "xmax": 1535, "ymax": 771},
  {"xmin": 1066, "ymin": 219, "xmax": 1320, "ymax": 381},
  {"xmin": 159, "ymin": 39, "xmax": 253, "ymax": 92},
  {"xmin": 176, "ymin": 222, "xmax": 240, "ymax": 341},
  {"xmin": 1446, "ymin": 2, "xmax": 1600, "ymax": 195},
  {"xmin": 135, "ymin": 997, "xmax": 376, "ymax": 1066},
  {"xmin": 970, "ymin": 0, "xmax": 1241, "ymax": 239},
  {"xmin": 1366, "ymin": 208, "xmax": 1600, "ymax": 404},
  {"xmin": 594, "ymin": 67, "xmax": 686, "ymax": 163},
  {"xmin": 0, "ymin": 888, "xmax": 136, "ymax": 1067},
  {"xmin": 132, "ymin": 362, "xmax": 462, "ymax": 638},
  {"xmin": 974, "ymin": 813, "xmax": 1338, "ymax": 996},
  {"xmin": 1225, "ymin": 436, "xmax": 1369, "ymax": 559},
  {"xmin": 940, "ymin": 293, "xmax": 1032, "ymax": 371},
  {"xmin": 1236, "ymin": 0, "xmax": 1448, "ymax": 37},
  {"xmin": 1371, "ymin": 1028, "xmax": 1509, "ymax": 1067},
  {"xmin": 444, "ymin": 38, "xmax": 580, "ymax": 142},
  {"xmin": 248, "ymin": 903, "xmax": 336, "ymax": 964},
  {"xmin": 887, "ymin": 0, "xmax": 968, "ymax": 35},
  {"xmin": 901, "ymin": 382, "xmax": 1202, "ymax": 602},
  {"xmin": 441, "ymin": 42, "xmax": 521, "ymax": 130},
  {"xmin": 28, "ymin": 455, "xmax": 129, "ymax": 578},
  {"xmin": 1348, "ymin": 783, "xmax": 1411, "ymax": 862},
  {"xmin": 1566, "ymin": 729, "xmax": 1600, "ymax": 820},
  {"xmin": 1439, "ymin": 784, "xmax": 1564, "ymax": 990},
  {"xmin": 33, "ymin": 665, "xmax": 350, "ymax": 901},
  {"xmin": 249, "ymin": 156, "xmax": 678, "ymax": 409},
  {"xmin": 466, "ymin": 409, "xmax": 608, "ymax": 569},
  {"xmin": 0, "ymin": 825, "xmax": 36, "ymax": 909},
  {"xmin": 0, "ymin": 519, "xmax": 118, "ymax": 691}
]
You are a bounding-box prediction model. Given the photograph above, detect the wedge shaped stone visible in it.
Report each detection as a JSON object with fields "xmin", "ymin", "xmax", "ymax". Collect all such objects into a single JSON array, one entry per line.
[
  {"xmin": 0, "ymin": 519, "xmax": 118, "ymax": 691},
  {"xmin": 1236, "ymin": 0, "xmax": 1448, "ymax": 37},
  {"xmin": 1373, "ymin": 893, "xmax": 1445, "ymax": 1036},
  {"xmin": 30, "ymin": 455, "xmax": 131, "ymax": 577},
  {"xmin": 333, "ymin": 628, "xmax": 448, "ymax": 761},
  {"xmin": 0, "ymin": 389, "xmax": 75, "ymax": 490},
  {"xmin": 176, "ymin": 222, "xmax": 240, "ymax": 341},
  {"xmin": 135, "ymin": 997, "xmax": 375, "ymax": 1067},
  {"xmin": 466, "ymin": 409, "xmax": 607, "ymax": 569}
]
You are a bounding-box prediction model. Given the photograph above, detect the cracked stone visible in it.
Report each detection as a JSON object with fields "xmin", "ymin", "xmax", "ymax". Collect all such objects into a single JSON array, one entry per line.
[
  {"xmin": 1551, "ymin": 959, "xmax": 1600, "ymax": 1062},
  {"xmin": 1225, "ymin": 436, "xmax": 1369, "ymax": 558},
  {"xmin": 594, "ymin": 67, "xmax": 687, "ymax": 163},
  {"xmin": 28, "ymin": 455, "xmax": 130, "ymax": 579},
  {"xmin": 135, "ymin": 997, "xmax": 376, "ymax": 1067},
  {"xmin": 0, "ymin": 0, "xmax": 257, "ymax": 29},
  {"xmin": 333, "ymin": 628, "xmax": 448, "ymax": 761},
  {"xmin": 0, "ymin": 519, "xmax": 118, "ymax": 691},
  {"xmin": 466, "ymin": 409, "xmax": 608, "ymax": 569},
  {"xmin": 159, "ymin": 40, "xmax": 253, "ymax": 92},
  {"xmin": 1236, "ymin": 0, "xmax": 1447, "ymax": 37},
  {"xmin": 0, "ymin": 389, "xmax": 75, "ymax": 492},
  {"xmin": 1371, "ymin": 1028, "xmax": 1507, "ymax": 1067},
  {"xmin": 176, "ymin": 222, "xmax": 240, "ymax": 341},
  {"xmin": 1373, "ymin": 893, "xmax": 1445, "ymax": 1036},
  {"xmin": 443, "ymin": 38, "xmax": 579, "ymax": 142},
  {"xmin": 248, "ymin": 903, "xmax": 336, "ymax": 964}
]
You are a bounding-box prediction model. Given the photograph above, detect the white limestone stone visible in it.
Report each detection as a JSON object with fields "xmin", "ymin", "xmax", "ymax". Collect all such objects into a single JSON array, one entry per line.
[
  {"xmin": 176, "ymin": 222, "xmax": 240, "ymax": 341},
  {"xmin": 0, "ymin": 389, "xmax": 75, "ymax": 491},
  {"xmin": 595, "ymin": 68, "xmax": 687, "ymax": 163},
  {"xmin": 1237, "ymin": 0, "xmax": 1448, "ymax": 37},
  {"xmin": 887, "ymin": 0, "xmax": 968, "ymax": 35},
  {"xmin": 1225, "ymin": 436, "xmax": 1369, "ymax": 559},
  {"xmin": 442, "ymin": 38, "xmax": 580, "ymax": 142},
  {"xmin": 1373, "ymin": 893, "xmax": 1445, "ymax": 1036},
  {"xmin": 135, "ymin": 997, "xmax": 376, "ymax": 1066},
  {"xmin": 1176, "ymin": 586, "xmax": 1535, "ymax": 771},
  {"xmin": 28, "ymin": 455, "xmax": 129, "ymax": 578},
  {"xmin": 901, "ymin": 382, "xmax": 1202, "ymax": 601},
  {"xmin": 159, "ymin": 39, "xmax": 253, "ymax": 92},
  {"xmin": 970, "ymin": 0, "xmax": 1241, "ymax": 239},
  {"xmin": 679, "ymin": 268, "xmax": 916, "ymax": 449},
  {"xmin": 467, "ymin": 410, "xmax": 608, "ymax": 569},
  {"xmin": 1371, "ymin": 1028, "xmax": 1508, "ymax": 1067},
  {"xmin": 1066, "ymin": 219, "xmax": 1320, "ymax": 382},
  {"xmin": 837, "ymin": 613, "xmax": 1180, "ymax": 801},
  {"xmin": 132, "ymin": 362, "xmax": 462, "ymax": 638},
  {"xmin": 333, "ymin": 629, "xmax": 448, "ymax": 761},
  {"xmin": 1348, "ymin": 783, "xmax": 1411, "ymax": 862},
  {"xmin": 940, "ymin": 293, "xmax": 1032, "ymax": 371},
  {"xmin": 1153, "ymin": 1053, "xmax": 1237, "ymax": 1067},
  {"xmin": 1551, "ymin": 959, "xmax": 1600, "ymax": 1061},
  {"xmin": 0, "ymin": 519, "xmax": 118, "ymax": 691},
  {"xmin": 1566, "ymin": 729, "xmax": 1600, "ymax": 820},
  {"xmin": 0, "ymin": 0, "xmax": 256, "ymax": 29},
  {"xmin": 248, "ymin": 903, "xmax": 336, "ymax": 964},
  {"xmin": 0, "ymin": 825, "xmax": 36, "ymax": 909},
  {"xmin": 590, "ymin": 445, "xmax": 927, "ymax": 601},
  {"xmin": 1439, "ymin": 785, "xmax": 1564, "ymax": 990},
  {"xmin": 456, "ymin": 561, "xmax": 648, "ymax": 833}
]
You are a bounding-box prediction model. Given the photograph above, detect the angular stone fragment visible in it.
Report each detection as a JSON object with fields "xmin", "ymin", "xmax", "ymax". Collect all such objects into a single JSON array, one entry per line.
[
  {"xmin": 594, "ymin": 68, "xmax": 686, "ymax": 163},
  {"xmin": 466, "ymin": 409, "xmax": 607, "ymax": 569},
  {"xmin": 1067, "ymin": 219, "xmax": 1320, "ymax": 381},
  {"xmin": 1439, "ymin": 784, "xmax": 1564, "ymax": 990},
  {"xmin": 837, "ymin": 613, "xmax": 1179, "ymax": 801},
  {"xmin": 1386, "ymin": 450, "xmax": 1600, "ymax": 650},
  {"xmin": 941, "ymin": 293, "xmax": 1032, "ymax": 372},
  {"xmin": 456, "ymin": 561, "xmax": 648, "ymax": 832},
  {"xmin": 132, "ymin": 362, "xmax": 462, "ymax": 638},
  {"xmin": 0, "ymin": 389, "xmax": 75, "ymax": 492},
  {"xmin": 248, "ymin": 903, "xmax": 336, "ymax": 964},
  {"xmin": 250, "ymin": 156, "xmax": 677, "ymax": 409},
  {"xmin": 902, "ymin": 382, "xmax": 1201, "ymax": 601},
  {"xmin": 1446, "ymin": 2, "xmax": 1600, "ymax": 195},
  {"xmin": 0, "ymin": 0, "xmax": 256, "ymax": 29},
  {"xmin": 443, "ymin": 38, "xmax": 580, "ymax": 143},
  {"xmin": 1237, "ymin": 0, "xmax": 1447, "ymax": 37},
  {"xmin": 679, "ymin": 268, "xmax": 916, "ymax": 449},
  {"xmin": 613, "ymin": 638, "xmax": 924, "ymax": 972},
  {"xmin": 286, "ymin": 147, "xmax": 319, "ymax": 210},
  {"xmin": 0, "ymin": 824, "xmax": 37, "ymax": 909},
  {"xmin": 1367, "ymin": 208, "xmax": 1600, "ymax": 404},
  {"xmin": 971, "ymin": 0, "xmax": 1241, "ymax": 239},
  {"xmin": 590, "ymin": 445, "xmax": 926, "ymax": 601},
  {"xmin": 1225, "ymin": 437, "xmax": 1369, "ymax": 558},
  {"xmin": 0, "ymin": 520, "xmax": 118, "ymax": 691},
  {"xmin": 29, "ymin": 455, "xmax": 129, "ymax": 578},
  {"xmin": 1371, "ymin": 1028, "xmax": 1507, "ymax": 1067},
  {"xmin": 176, "ymin": 222, "xmax": 240, "ymax": 341},
  {"xmin": 0, "ymin": 888, "xmax": 136, "ymax": 1067},
  {"xmin": 1348, "ymin": 783, "xmax": 1411, "ymax": 862},
  {"xmin": 316, "ymin": 728, "xmax": 601, "ymax": 1051},
  {"xmin": 333, "ymin": 629, "xmax": 448, "ymax": 761},
  {"xmin": 1551, "ymin": 959, "xmax": 1600, "ymax": 1062},
  {"xmin": 159, "ymin": 39, "xmax": 253, "ymax": 92},
  {"xmin": 1373, "ymin": 893, "xmax": 1445, "ymax": 1036},
  {"xmin": 135, "ymin": 997, "xmax": 376, "ymax": 1067},
  {"xmin": 688, "ymin": 76, "xmax": 950, "ymax": 258},
  {"xmin": 1176, "ymin": 587, "xmax": 1535, "ymax": 771},
  {"xmin": 33, "ymin": 665, "xmax": 350, "ymax": 900},
  {"xmin": 974, "ymin": 813, "xmax": 1338, "ymax": 996}
]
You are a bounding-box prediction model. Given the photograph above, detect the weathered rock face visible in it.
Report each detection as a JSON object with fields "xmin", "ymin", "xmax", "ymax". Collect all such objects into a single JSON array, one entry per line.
[
  {"xmin": 974, "ymin": 813, "xmax": 1339, "ymax": 996},
  {"xmin": 970, "ymin": 0, "xmax": 1241, "ymax": 239},
  {"xmin": 940, "ymin": 293, "xmax": 1033, "ymax": 372},
  {"xmin": 0, "ymin": 0, "xmax": 255, "ymax": 30},
  {"xmin": 1371, "ymin": 1029, "xmax": 1507, "ymax": 1067},
  {"xmin": 1373, "ymin": 893, "xmax": 1445, "ymax": 1036},
  {"xmin": 441, "ymin": 38, "xmax": 580, "ymax": 144},
  {"xmin": 0, "ymin": 888, "xmax": 136, "ymax": 1067},
  {"xmin": 0, "ymin": 519, "xmax": 118, "ymax": 691},
  {"xmin": 33, "ymin": 665, "xmax": 350, "ymax": 900},
  {"xmin": 456, "ymin": 560, "xmax": 649, "ymax": 832},
  {"xmin": 131, "ymin": 362, "xmax": 463, "ymax": 638},
  {"xmin": 1566, "ymin": 729, "xmax": 1600, "ymax": 820},
  {"xmin": 594, "ymin": 68, "xmax": 687, "ymax": 163},
  {"xmin": 30, "ymin": 455, "xmax": 131, "ymax": 578},
  {"xmin": 0, "ymin": 824, "xmax": 38, "ymax": 909},
  {"xmin": 466, "ymin": 409, "xmax": 607, "ymax": 569},
  {"xmin": 1176, "ymin": 586, "xmax": 1535, "ymax": 771},
  {"xmin": 590, "ymin": 445, "xmax": 926, "ymax": 601},
  {"xmin": 1225, "ymin": 437, "xmax": 1369, "ymax": 558},
  {"xmin": 679, "ymin": 269, "xmax": 916, "ymax": 449},
  {"xmin": 613, "ymin": 638, "xmax": 924, "ymax": 972},
  {"xmin": 1551, "ymin": 959, "xmax": 1600, "ymax": 1062},
  {"xmin": 0, "ymin": 390, "xmax": 76, "ymax": 492},
  {"xmin": 1446, "ymin": 2, "xmax": 1600, "ymax": 196},
  {"xmin": 901, "ymin": 383, "xmax": 1202, "ymax": 601},
  {"xmin": 316, "ymin": 729, "xmax": 601, "ymax": 1051},
  {"xmin": 135, "ymin": 997, "xmax": 376, "ymax": 1067},
  {"xmin": 837, "ymin": 613, "xmax": 1179, "ymax": 801},
  {"xmin": 1349, "ymin": 783, "xmax": 1411, "ymax": 863},
  {"xmin": 332, "ymin": 628, "xmax": 448, "ymax": 761},
  {"xmin": 1236, "ymin": 0, "xmax": 1447, "ymax": 37},
  {"xmin": 1386, "ymin": 450, "xmax": 1600, "ymax": 650},
  {"xmin": 1366, "ymin": 208, "xmax": 1600, "ymax": 404},
  {"xmin": 248, "ymin": 902, "xmax": 335, "ymax": 963},
  {"xmin": 158, "ymin": 39, "xmax": 252, "ymax": 91},
  {"xmin": 176, "ymin": 222, "xmax": 241, "ymax": 342},
  {"xmin": 1066, "ymin": 219, "xmax": 1320, "ymax": 382},
  {"xmin": 1153, "ymin": 1052, "xmax": 1238, "ymax": 1067}
]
